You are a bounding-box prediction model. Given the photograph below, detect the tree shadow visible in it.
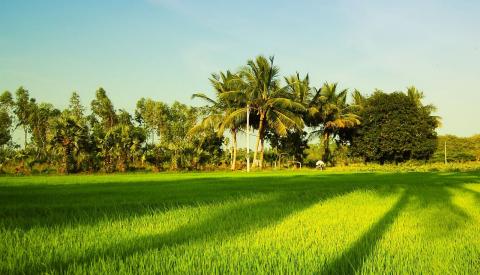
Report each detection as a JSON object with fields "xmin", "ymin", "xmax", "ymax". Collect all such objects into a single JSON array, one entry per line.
[
  {"xmin": 322, "ymin": 190, "xmax": 409, "ymax": 274},
  {"xmin": 0, "ymin": 173, "xmax": 392, "ymax": 230},
  {"xmin": 320, "ymin": 172, "xmax": 479, "ymax": 274},
  {"xmin": 449, "ymin": 184, "xmax": 480, "ymax": 204},
  {"xmin": 0, "ymin": 176, "xmax": 301, "ymax": 229},
  {"xmin": 22, "ymin": 176, "xmax": 367, "ymax": 273},
  {"xmin": 2, "ymin": 171, "xmax": 479, "ymax": 274}
]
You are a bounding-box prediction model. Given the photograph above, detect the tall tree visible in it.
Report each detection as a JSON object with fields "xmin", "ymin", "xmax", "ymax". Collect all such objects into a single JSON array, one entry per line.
[
  {"xmin": 285, "ymin": 73, "xmax": 312, "ymax": 106},
  {"xmin": 91, "ymin": 88, "xmax": 118, "ymax": 172},
  {"xmin": 192, "ymin": 71, "xmax": 245, "ymax": 170},
  {"xmin": 64, "ymin": 92, "xmax": 95, "ymax": 171},
  {"xmin": 68, "ymin": 92, "xmax": 85, "ymax": 120},
  {"xmin": 222, "ymin": 56, "xmax": 305, "ymax": 168},
  {"xmin": 13, "ymin": 87, "xmax": 35, "ymax": 148},
  {"xmin": 30, "ymin": 103, "xmax": 60, "ymax": 159},
  {"xmin": 110, "ymin": 109, "xmax": 146, "ymax": 172},
  {"xmin": 135, "ymin": 98, "xmax": 168, "ymax": 145},
  {"xmin": 91, "ymin": 88, "xmax": 117, "ymax": 130},
  {"xmin": 309, "ymin": 83, "xmax": 360, "ymax": 164},
  {"xmin": 161, "ymin": 102, "xmax": 199, "ymax": 170},
  {"xmin": 265, "ymin": 73, "xmax": 311, "ymax": 165}
]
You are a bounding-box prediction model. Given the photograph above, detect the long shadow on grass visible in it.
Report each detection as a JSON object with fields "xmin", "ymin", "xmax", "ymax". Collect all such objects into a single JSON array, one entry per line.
[
  {"xmin": 21, "ymin": 174, "xmax": 392, "ymax": 274},
  {"xmin": 0, "ymin": 176, "xmax": 310, "ymax": 229},
  {"xmin": 0, "ymin": 173, "xmax": 389, "ymax": 230},
  {"xmin": 450, "ymin": 185, "xmax": 480, "ymax": 204},
  {"xmin": 4, "ymin": 172, "xmax": 480, "ymax": 274},
  {"xmin": 322, "ymin": 190, "xmax": 409, "ymax": 274},
  {"xmin": 320, "ymin": 172, "xmax": 478, "ymax": 274}
]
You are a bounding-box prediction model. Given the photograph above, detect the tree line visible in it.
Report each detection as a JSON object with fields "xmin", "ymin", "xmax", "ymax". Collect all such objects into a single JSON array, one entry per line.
[
  {"xmin": 0, "ymin": 55, "xmax": 443, "ymax": 174},
  {"xmin": 432, "ymin": 135, "xmax": 480, "ymax": 163}
]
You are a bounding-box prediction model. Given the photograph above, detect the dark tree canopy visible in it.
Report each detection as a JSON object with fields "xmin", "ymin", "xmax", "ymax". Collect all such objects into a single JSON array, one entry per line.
[
  {"xmin": 266, "ymin": 129, "xmax": 309, "ymax": 163},
  {"xmin": 350, "ymin": 91, "xmax": 438, "ymax": 164}
]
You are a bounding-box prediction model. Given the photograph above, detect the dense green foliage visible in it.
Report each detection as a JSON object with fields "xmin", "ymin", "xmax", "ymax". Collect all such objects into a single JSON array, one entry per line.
[
  {"xmin": 308, "ymin": 83, "xmax": 360, "ymax": 163},
  {"xmin": 0, "ymin": 91, "xmax": 14, "ymax": 148},
  {"xmin": 432, "ymin": 135, "xmax": 480, "ymax": 162},
  {"xmin": 0, "ymin": 87, "xmax": 227, "ymax": 174},
  {"xmin": 0, "ymin": 55, "xmax": 461, "ymax": 173},
  {"xmin": 350, "ymin": 89, "xmax": 439, "ymax": 164},
  {"xmin": 1, "ymin": 172, "xmax": 479, "ymax": 274}
]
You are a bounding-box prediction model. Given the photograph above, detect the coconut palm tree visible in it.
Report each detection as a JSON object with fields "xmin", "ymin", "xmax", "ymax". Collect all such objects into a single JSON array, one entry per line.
[
  {"xmin": 406, "ymin": 86, "xmax": 441, "ymax": 128},
  {"xmin": 351, "ymin": 89, "xmax": 366, "ymax": 112},
  {"xmin": 191, "ymin": 71, "xmax": 246, "ymax": 170},
  {"xmin": 285, "ymin": 72, "xmax": 322, "ymax": 129},
  {"xmin": 284, "ymin": 73, "xmax": 312, "ymax": 105},
  {"xmin": 221, "ymin": 56, "xmax": 305, "ymax": 168},
  {"xmin": 309, "ymin": 83, "xmax": 360, "ymax": 164},
  {"xmin": 406, "ymin": 86, "xmax": 425, "ymax": 108}
]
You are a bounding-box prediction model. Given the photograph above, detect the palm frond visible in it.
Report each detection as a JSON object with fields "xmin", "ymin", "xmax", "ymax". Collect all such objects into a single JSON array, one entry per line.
[
  {"xmin": 191, "ymin": 93, "xmax": 217, "ymax": 106},
  {"xmin": 220, "ymin": 107, "xmax": 248, "ymax": 134},
  {"xmin": 269, "ymin": 98, "xmax": 305, "ymax": 112}
]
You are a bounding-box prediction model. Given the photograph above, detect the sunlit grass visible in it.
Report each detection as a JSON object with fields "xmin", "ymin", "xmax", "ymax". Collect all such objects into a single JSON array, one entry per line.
[{"xmin": 1, "ymin": 171, "xmax": 479, "ymax": 274}]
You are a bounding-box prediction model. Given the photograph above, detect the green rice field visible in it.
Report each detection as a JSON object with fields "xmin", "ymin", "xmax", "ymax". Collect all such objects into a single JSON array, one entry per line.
[{"xmin": 1, "ymin": 171, "xmax": 479, "ymax": 274}]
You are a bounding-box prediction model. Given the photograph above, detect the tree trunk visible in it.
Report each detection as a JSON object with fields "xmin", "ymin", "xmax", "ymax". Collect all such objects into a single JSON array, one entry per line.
[
  {"xmin": 63, "ymin": 146, "xmax": 69, "ymax": 174},
  {"xmin": 253, "ymin": 133, "xmax": 261, "ymax": 168},
  {"xmin": 63, "ymin": 144, "xmax": 73, "ymax": 174},
  {"xmin": 322, "ymin": 133, "xmax": 330, "ymax": 164},
  {"xmin": 24, "ymin": 127, "xmax": 28, "ymax": 148},
  {"xmin": 171, "ymin": 150, "xmax": 178, "ymax": 170},
  {"xmin": 40, "ymin": 133, "xmax": 46, "ymax": 159},
  {"xmin": 231, "ymin": 129, "xmax": 237, "ymax": 170},
  {"xmin": 104, "ymin": 154, "xmax": 110, "ymax": 173},
  {"xmin": 119, "ymin": 152, "xmax": 128, "ymax": 172},
  {"xmin": 259, "ymin": 136, "xmax": 265, "ymax": 169},
  {"xmin": 253, "ymin": 112, "xmax": 265, "ymax": 168}
]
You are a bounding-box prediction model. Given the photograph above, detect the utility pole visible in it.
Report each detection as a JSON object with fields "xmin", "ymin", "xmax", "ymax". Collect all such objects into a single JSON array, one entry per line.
[
  {"xmin": 444, "ymin": 140, "xmax": 447, "ymax": 164},
  {"xmin": 246, "ymin": 104, "xmax": 250, "ymax": 172}
]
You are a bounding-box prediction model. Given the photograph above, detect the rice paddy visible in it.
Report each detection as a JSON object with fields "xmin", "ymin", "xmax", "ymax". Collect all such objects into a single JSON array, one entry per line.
[{"xmin": 1, "ymin": 171, "xmax": 479, "ymax": 274}]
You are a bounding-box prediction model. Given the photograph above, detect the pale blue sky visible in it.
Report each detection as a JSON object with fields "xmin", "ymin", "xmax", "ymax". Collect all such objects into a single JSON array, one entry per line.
[{"xmin": 1, "ymin": 0, "xmax": 479, "ymax": 136}]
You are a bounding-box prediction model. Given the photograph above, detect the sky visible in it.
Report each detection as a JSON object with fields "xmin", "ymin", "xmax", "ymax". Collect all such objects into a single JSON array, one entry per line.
[{"xmin": 1, "ymin": 0, "xmax": 479, "ymax": 137}]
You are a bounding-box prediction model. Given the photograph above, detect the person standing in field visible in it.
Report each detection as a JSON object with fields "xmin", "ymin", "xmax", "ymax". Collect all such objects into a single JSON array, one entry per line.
[{"xmin": 316, "ymin": 160, "xmax": 326, "ymax": 170}]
